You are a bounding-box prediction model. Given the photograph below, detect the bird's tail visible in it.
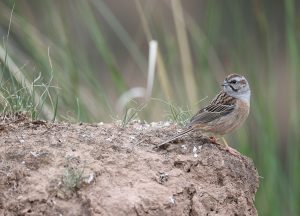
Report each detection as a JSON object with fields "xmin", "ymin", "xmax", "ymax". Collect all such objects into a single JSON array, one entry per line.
[{"xmin": 156, "ymin": 127, "xmax": 194, "ymax": 149}]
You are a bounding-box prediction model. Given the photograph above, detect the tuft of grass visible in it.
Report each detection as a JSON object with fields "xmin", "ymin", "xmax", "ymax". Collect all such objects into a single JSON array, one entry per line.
[
  {"xmin": 0, "ymin": 72, "xmax": 57, "ymax": 120},
  {"xmin": 0, "ymin": 4, "xmax": 57, "ymax": 120},
  {"xmin": 121, "ymin": 101, "xmax": 146, "ymax": 127},
  {"xmin": 61, "ymin": 164, "xmax": 85, "ymax": 193},
  {"xmin": 166, "ymin": 102, "xmax": 191, "ymax": 126}
]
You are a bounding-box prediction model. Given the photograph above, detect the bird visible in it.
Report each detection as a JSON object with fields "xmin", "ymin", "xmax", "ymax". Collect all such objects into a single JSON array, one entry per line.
[{"xmin": 157, "ymin": 74, "xmax": 251, "ymax": 153}]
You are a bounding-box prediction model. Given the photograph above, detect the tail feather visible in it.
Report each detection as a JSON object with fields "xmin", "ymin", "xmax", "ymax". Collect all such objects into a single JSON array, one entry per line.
[{"xmin": 157, "ymin": 127, "xmax": 194, "ymax": 149}]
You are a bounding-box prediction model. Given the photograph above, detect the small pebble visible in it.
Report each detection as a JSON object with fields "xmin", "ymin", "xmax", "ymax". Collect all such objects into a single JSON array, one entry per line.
[
  {"xmin": 193, "ymin": 146, "xmax": 197, "ymax": 153},
  {"xmin": 169, "ymin": 196, "xmax": 175, "ymax": 204}
]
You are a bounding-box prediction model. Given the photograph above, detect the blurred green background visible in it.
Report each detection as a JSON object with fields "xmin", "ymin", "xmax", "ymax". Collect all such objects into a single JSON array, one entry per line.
[{"xmin": 0, "ymin": 0, "xmax": 299, "ymax": 215}]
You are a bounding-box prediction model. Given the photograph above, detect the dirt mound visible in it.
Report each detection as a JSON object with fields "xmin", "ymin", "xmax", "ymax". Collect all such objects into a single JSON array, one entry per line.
[{"xmin": 0, "ymin": 115, "xmax": 259, "ymax": 216}]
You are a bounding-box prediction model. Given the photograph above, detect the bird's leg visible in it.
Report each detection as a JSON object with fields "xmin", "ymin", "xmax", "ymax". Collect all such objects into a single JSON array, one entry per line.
[
  {"xmin": 221, "ymin": 137, "xmax": 229, "ymax": 147},
  {"xmin": 221, "ymin": 137, "xmax": 240, "ymax": 157},
  {"xmin": 201, "ymin": 136, "xmax": 242, "ymax": 158},
  {"xmin": 208, "ymin": 136, "xmax": 219, "ymax": 144}
]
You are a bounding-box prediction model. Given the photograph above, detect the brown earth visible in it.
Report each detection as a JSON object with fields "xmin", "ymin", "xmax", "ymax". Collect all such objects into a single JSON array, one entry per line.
[{"xmin": 0, "ymin": 114, "xmax": 259, "ymax": 216}]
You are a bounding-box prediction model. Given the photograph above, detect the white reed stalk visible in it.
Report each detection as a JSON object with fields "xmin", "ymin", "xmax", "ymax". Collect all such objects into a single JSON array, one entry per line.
[{"xmin": 146, "ymin": 40, "xmax": 157, "ymax": 100}]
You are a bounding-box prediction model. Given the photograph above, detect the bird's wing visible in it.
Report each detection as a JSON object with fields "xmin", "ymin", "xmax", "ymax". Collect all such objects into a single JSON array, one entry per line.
[{"xmin": 189, "ymin": 103, "xmax": 235, "ymax": 125}]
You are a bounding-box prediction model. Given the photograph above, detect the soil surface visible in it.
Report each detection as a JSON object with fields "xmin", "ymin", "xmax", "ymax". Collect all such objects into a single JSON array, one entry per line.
[{"xmin": 0, "ymin": 114, "xmax": 259, "ymax": 216}]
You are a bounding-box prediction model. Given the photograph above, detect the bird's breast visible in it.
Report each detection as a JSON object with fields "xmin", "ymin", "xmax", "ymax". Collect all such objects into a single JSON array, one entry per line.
[{"xmin": 220, "ymin": 99, "xmax": 250, "ymax": 134}]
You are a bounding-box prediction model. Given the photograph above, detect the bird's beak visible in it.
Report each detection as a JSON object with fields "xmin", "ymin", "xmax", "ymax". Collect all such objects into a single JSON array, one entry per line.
[{"xmin": 221, "ymin": 82, "xmax": 229, "ymax": 87}]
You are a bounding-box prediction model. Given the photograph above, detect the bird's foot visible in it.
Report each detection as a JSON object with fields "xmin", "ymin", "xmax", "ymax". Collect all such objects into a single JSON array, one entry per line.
[
  {"xmin": 207, "ymin": 136, "xmax": 220, "ymax": 145},
  {"xmin": 223, "ymin": 145, "xmax": 241, "ymax": 157},
  {"xmin": 207, "ymin": 137, "xmax": 245, "ymax": 160}
]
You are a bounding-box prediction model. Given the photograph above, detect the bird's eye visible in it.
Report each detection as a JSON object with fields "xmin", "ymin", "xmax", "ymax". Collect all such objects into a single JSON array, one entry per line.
[{"xmin": 231, "ymin": 80, "xmax": 237, "ymax": 84}]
